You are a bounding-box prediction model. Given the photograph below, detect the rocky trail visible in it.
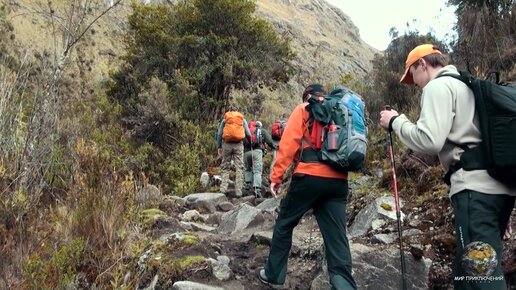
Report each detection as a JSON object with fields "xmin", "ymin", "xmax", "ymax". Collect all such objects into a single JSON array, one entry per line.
[{"xmin": 135, "ymin": 172, "xmax": 515, "ymax": 290}]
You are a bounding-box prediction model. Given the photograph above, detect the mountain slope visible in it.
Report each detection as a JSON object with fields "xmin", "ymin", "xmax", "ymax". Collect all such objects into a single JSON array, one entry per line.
[
  {"xmin": 257, "ymin": 0, "xmax": 376, "ymax": 79},
  {"xmin": 6, "ymin": 0, "xmax": 377, "ymax": 100}
]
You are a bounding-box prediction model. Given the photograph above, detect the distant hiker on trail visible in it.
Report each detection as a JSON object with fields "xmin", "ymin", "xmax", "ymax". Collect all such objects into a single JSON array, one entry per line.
[
  {"xmin": 244, "ymin": 120, "xmax": 277, "ymax": 198},
  {"xmin": 270, "ymin": 113, "xmax": 288, "ymax": 171},
  {"xmin": 259, "ymin": 84, "xmax": 357, "ymax": 290},
  {"xmin": 217, "ymin": 107, "xmax": 251, "ymax": 197},
  {"xmin": 379, "ymin": 44, "xmax": 515, "ymax": 290}
]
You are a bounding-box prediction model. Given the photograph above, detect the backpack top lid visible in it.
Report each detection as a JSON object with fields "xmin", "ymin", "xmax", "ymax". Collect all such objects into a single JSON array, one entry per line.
[
  {"xmin": 305, "ymin": 85, "xmax": 366, "ymax": 128},
  {"xmin": 329, "ymin": 85, "xmax": 353, "ymax": 96},
  {"xmin": 224, "ymin": 111, "xmax": 244, "ymax": 123}
]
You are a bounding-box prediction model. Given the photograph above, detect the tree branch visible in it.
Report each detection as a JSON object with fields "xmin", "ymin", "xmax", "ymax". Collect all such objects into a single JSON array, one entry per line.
[{"xmin": 63, "ymin": 0, "xmax": 124, "ymax": 57}]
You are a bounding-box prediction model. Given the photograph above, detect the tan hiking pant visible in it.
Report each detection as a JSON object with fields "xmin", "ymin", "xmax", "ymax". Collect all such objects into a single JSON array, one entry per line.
[{"xmin": 220, "ymin": 141, "xmax": 244, "ymax": 196}]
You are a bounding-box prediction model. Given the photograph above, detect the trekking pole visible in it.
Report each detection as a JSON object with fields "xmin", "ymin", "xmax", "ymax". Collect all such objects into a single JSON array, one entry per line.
[
  {"xmin": 248, "ymin": 142, "xmax": 253, "ymax": 196},
  {"xmin": 384, "ymin": 105, "xmax": 407, "ymax": 290}
]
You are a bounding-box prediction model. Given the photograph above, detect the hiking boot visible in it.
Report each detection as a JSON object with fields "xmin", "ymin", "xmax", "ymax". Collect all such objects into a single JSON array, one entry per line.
[
  {"xmin": 244, "ymin": 182, "xmax": 252, "ymax": 191},
  {"xmin": 258, "ymin": 269, "xmax": 283, "ymax": 289}
]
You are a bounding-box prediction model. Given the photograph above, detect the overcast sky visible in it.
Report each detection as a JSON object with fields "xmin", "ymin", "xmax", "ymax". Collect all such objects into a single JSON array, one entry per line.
[{"xmin": 325, "ymin": 0, "xmax": 457, "ymax": 50}]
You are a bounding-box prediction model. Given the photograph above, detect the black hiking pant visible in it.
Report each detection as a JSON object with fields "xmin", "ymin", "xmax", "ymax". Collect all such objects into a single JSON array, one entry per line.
[
  {"xmin": 451, "ymin": 190, "xmax": 514, "ymax": 290},
  {"xmin": 264, "ymin": 174, "xmax": 356, "ymax": 289}
]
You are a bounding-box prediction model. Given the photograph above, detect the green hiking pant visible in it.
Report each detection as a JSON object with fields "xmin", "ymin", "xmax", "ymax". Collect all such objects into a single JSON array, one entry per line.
[
  {"xmin": 244, "ymin": 149, "xmax": 263, "ymax": 189},
  {"xmin": 264, "ymin": 174, "xmax": 356, "ymax": 290},
  {"xmin": 451, "ymin": 190, "xmax": 514, "ymax": 290}
]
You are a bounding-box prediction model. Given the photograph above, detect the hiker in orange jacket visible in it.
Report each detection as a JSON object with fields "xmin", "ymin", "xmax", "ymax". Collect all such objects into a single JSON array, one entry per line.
[
  {"xmin": 216, "ymin": 107, "xmax": 251, "ymax": 197},
  {"xmin": 259, "ymin": 84, "xmax": 357, "ymax": 289}
]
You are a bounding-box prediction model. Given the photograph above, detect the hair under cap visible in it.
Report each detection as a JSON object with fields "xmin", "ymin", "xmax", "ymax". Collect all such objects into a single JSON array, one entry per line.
[
  {"xmin": 302, "ymin": 84, "xmax": 327, "ymax": 101},
  {"xmin": 400, "ymin": 44, "xmax": 442, "ymax": 84}
]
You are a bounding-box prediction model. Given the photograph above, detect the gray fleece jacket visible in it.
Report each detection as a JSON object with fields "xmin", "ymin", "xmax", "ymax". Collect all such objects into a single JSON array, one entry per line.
[{"xmin": 391, "ymin": 65, "xmax": 516, "ymax": 197}]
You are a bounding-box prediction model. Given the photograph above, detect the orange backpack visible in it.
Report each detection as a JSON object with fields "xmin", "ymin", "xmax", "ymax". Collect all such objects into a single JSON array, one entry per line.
[{"xmin": 222, "ymin": 111, "xmax": 245, "ymax": 142}]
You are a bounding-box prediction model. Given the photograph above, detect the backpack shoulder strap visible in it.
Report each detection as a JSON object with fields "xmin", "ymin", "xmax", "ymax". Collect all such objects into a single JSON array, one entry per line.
[{"xmin": 435, "ymin": 71, "xmax": 472, "ymax": 87}]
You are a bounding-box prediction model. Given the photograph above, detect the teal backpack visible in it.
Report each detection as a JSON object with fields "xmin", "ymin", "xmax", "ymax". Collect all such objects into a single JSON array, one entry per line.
[{"xmin": 300, "ymin": 85, "xmax": 368, "ymax": 172}]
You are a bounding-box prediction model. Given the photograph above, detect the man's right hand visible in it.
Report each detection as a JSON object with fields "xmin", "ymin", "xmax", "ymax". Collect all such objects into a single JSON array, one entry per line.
[
  {"xmin": 217, "ymin": 148, "xmax": 222, "ymax": 159},
  {"xmin": 270, "ymin": 182, "xmax": 281, "ymax": 198},
  {"xmin": 379, "ymin": 108, "xmax": 399, "ymax": 131}
]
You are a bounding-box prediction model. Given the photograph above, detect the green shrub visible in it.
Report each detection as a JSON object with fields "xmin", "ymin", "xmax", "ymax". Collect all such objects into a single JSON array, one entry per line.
[
  {"xmin": 22, "ymin": 238, "xmax": 84, "ymax": 290},
  {"xmin": 163, "ymin": 144, "xmax": 201, "ymax": 197}
]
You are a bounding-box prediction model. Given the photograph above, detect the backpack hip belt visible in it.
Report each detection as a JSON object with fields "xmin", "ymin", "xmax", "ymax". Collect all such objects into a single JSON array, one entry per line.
[
  {"xmin": 443, "ymin": 145, "xmax": 485, "ymax": 185},
  {"xmin": 299, "ymin": 147, "xmax": 322, "ymax": 163},
  {"xmin": 224, "ymin": 140, "xmax": 243, "ymax": 144}
]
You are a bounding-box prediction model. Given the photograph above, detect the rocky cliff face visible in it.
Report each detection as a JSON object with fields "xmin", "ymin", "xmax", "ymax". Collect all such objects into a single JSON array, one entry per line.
[
  {"xmin": 256, "ymin": 0, "xmax": 377, "ymax": 81},
  {"xmin": 254, "ymin": 0, "xmax": 377, "ymax": 107}
]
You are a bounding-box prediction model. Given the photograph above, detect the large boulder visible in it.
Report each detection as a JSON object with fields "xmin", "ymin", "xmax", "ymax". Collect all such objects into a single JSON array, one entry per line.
[
  {"xmin": 311, "ymin": 242, "xmax": 432, "ymax": 290},
  {"xmin": 184, "ymin": 193, "xmax": 228, "ymax": 214},
  {"xmin": 348, "ymin": 196, "xmax": 405, "ymax": 238},
  {"xmin": 217, "ymin": 203, "xmax": 264, "ymax": 235}
]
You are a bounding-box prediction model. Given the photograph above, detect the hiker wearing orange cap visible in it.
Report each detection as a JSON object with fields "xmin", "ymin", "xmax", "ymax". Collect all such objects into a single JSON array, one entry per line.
[{"xmin": 379, "ymin": 44, "xmax": 515, "ymax": 290}]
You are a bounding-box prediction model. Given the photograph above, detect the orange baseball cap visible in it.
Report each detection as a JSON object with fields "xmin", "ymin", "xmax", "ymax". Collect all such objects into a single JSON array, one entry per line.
[{"xmin": 400, "ymin": 44, "xmax": 442, "ymax": 84}]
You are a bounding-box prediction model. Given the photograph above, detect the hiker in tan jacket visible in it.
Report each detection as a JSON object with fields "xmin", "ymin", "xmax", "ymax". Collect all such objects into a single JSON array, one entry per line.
[{"xmin": 380, "ymin": 44, "xmax": 515, "ymax": 290}]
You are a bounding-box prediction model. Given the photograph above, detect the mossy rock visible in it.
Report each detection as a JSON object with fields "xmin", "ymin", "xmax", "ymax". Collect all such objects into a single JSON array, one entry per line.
[{"xmin": 140, "ymin": 208, "xmax": 167, "ymax": 226}]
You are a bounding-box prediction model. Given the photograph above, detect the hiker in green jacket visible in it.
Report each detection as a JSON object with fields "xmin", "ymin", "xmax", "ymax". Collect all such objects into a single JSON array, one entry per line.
[
  {"xmin": 379, "ymin": 44, "xmax": 515, "ymax": 290},
  {"xmin": 244, "ymin": 121, "xmax": 277, "ymax": 197}
]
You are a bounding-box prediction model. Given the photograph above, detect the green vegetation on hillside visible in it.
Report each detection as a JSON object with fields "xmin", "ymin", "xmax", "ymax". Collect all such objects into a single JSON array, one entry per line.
[
  {"xmin": 109, "ymin": 0, "xmax": 294, "ymax": 123},
  {"xmin": 105, "ymin": 0, "xmax": 294, "ymax": 197}
]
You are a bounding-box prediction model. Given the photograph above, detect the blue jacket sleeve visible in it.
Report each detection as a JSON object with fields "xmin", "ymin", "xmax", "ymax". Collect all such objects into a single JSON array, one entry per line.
[{"xmin": 217, "ymin": 120, "xmax": 225, "ymax": 148}]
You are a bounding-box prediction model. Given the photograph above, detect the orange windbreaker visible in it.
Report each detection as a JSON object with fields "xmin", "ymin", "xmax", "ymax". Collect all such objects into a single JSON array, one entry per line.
[{"xmin": 270, "ymin": 102, "xmax": 348, "ymax": 184}]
